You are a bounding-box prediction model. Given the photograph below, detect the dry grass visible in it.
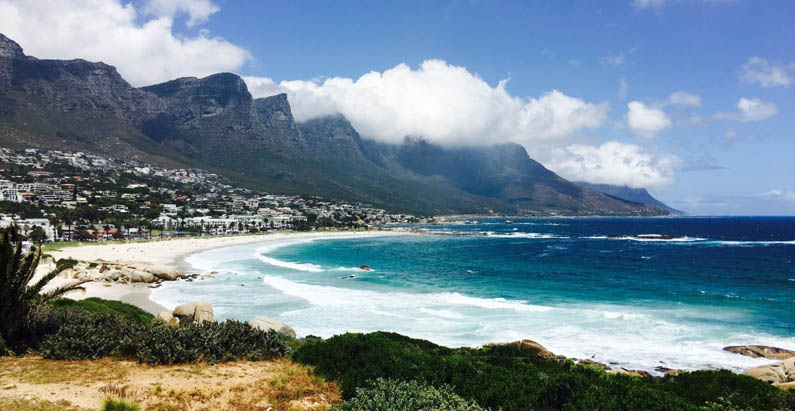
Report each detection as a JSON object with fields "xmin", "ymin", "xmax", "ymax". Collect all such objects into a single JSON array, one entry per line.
[
  {"xmin": 0, "ymin": 357, "xmax": 129, "ymax": 385},
  {"xmin": 0, "ymin": 356, "xmax": 341, "ymax": 410},
  {"xmin": 0, "ymin": 398, "xmax": 81, "ymax": 411}
]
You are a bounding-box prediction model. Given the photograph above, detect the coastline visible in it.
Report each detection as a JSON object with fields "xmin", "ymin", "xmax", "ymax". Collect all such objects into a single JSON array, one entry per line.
[{"xmin": 45, "ymin": 230, "xmax": 401, "ymax": 314}]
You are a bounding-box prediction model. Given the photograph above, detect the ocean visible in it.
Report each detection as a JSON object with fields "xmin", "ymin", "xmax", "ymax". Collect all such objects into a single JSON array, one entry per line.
[{"xmin": 150, "ymin": 217, "xmax": 795, "ymax": 373}]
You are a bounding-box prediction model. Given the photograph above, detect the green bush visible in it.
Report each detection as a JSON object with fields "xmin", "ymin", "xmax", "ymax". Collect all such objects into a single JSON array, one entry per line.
[
  {"xmin": 333, "ymin": 378, "xmax": 484, "ymax": 411},
  {"xmin": 51, "ymin": 298, "xmax": 154, "ymax": 326},
  {"xmin": 293, "ymin": 332, "xmax": 795, "ymax": 411},
  {"xmin": 39, "ymin": 312, "xmax": 142, "ymax": 360},
  {"xmin": 39, "ymin": 313, "xmax": 288, "ymax": 365},
  {"xmin": 0, "ymin": 335, "xmax": 8, "ymax": 356},
  {"xmin": 134, "ymin": 320, "xmax": 288, "ymax": 365},
  {"xmin": 102, "ymin": 397, "xmax": 141, "ymax": 411}
]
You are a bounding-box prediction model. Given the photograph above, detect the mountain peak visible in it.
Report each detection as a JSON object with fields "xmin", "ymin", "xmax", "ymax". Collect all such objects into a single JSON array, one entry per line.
[{"xmin": 0, "ymin": 33, "xmax": 25, "ymax": 60}]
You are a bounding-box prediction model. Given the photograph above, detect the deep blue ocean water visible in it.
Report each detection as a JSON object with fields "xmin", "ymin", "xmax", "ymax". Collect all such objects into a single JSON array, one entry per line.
[{"xmin": 151, "ymin": 217, "xmax": 795, "ymax": 373}]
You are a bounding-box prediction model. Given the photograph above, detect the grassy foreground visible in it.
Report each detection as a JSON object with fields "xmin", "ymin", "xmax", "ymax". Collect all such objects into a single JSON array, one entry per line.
[{"xmin": 3, "ymin": 297, "xmax": 793, "ymax": 410}]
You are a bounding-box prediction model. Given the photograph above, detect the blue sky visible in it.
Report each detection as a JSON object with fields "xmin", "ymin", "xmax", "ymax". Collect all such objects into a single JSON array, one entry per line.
[{"xmin": 2, "ymin": 0, "xmax": 794, "ymax": 214}]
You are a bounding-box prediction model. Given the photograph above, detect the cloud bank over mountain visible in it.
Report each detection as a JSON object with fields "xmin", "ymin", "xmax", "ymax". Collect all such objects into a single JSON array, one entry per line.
[{"xmin": 245, "ymin": 60, "xmax": 608, "ymax": 147}]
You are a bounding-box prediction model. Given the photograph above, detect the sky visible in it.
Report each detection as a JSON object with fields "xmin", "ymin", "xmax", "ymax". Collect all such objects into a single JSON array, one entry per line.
[{"xmin": 0, "ymin": 0, "xmax": 793, "ymax": 215}]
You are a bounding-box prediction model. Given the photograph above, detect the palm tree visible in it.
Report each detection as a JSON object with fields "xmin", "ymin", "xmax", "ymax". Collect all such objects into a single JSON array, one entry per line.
[{"xmin": 0, "ymin": 226, "xmax": 88, "ymax": 347}]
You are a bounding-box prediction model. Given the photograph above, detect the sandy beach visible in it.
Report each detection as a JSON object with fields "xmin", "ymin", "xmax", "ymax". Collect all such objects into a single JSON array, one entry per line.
[{"xmin": 43, "ymin": 230, "xmax": 399, "ymax": 314}]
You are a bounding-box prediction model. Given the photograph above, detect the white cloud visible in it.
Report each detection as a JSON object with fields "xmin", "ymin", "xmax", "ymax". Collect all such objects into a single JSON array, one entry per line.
[
  {"xmin": 740, "ymin": 57, "xmax": 792, "ymax": 88},
  {"xmin": 633, "ymin": 0, "xmax": 738, "ymax": 9},
  {"xmin": 547, "ymin": 141, "xmax": 680, "ymax": 188},
  {"xmin": 244, "ymin": 60, "xmax": 609, "ymax": 146},
  {"xmin": 715, "ymin": 97, "xmax": 778, "ymax": 122},
  {"xmin": 568, "ymin": 59, "xmax": 581, "ymax": 67},
  {"xmin": 625, "ymin": 101, "xmax": 672, "ymax": 138},
  {"xmin": 761, "ymin": 189, "xmax": 795, "ymax": 201},
  {"xmin": 632, "ymin": 0, "xmax": 666, "ymax": 9},
  {"xmin": 617, "ymin": 78, "xmax": 629, "ymax": 100},
  {"xmin": 600, "ymin": 47, "xmax": 637, "ymax": 67},
  {"xmin": 143, "ymin": 0, "xmax": 220, "ymax": 27},
  {"xmin": 600, "ymin": 54, "xmax": 625, "ymax": 66},
  {"xmin": 0, "ymin": 0, "xmax": 250, "ymax": 86},
  {"xmin": 663, "ymin": 91, "xmax": 702, "ymax": 107}
]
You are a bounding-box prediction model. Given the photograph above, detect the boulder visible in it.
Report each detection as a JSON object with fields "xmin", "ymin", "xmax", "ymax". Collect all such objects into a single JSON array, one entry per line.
[
  {"xmin": 148, "ymin": 264, "xmax": 181, "ymax": 281},
  {"xmin": 173, "ymin": 303, "xmax": 196, "ymax": 322},
  {"xmin": 508, "ymin": 339, "xmax": 556, "ymax": 360},
  {"xmin": 248, "ymin": 316, "xmax": 296, "ymax": 338},
  {"xmin": 193, "ymin": 301, "xmax": 214, "ymax": 324},
  {"xmin": 724, "ymin": 345, "xmax": 795, "ymax": 360},
  {"xmin": 746, "ymin": 357, "xmax": 795, "ymax": 385},
  {"xmin": 156, "ymin": 311, "xmax": 173, "ymax": 323}
]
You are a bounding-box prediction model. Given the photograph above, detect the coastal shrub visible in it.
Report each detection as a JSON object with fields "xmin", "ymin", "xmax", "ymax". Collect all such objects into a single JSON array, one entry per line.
[
  {"xmin": 657, "ymin": 370, "xmax": 795, "ymax": 411},
  {"xmin": 51, "ymin": 298, "xmax": 154, "ymax": 326},
  {"xmin": 134, "ymin": 320, "xmax": 288, "ymax": 365},
  {"xmin": 333, "ymin": 378, "xmax": 484, "ymax": 411},
  {"xmin": 293, "ymin": 332, "xmax": 793, "ymax": 411},
  {"xmin": 38, "ymin": 313, "xmax": 289, "ymax": 364},
  {"xmin": 39, "ymin": 312, "xmax": 142, "ymax": 360}
]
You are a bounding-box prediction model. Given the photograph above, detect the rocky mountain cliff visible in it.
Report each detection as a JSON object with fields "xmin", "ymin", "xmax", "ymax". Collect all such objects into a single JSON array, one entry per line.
[{"xmin": 0, "ymin": 33, "xmax": 669, "ymax": 216}]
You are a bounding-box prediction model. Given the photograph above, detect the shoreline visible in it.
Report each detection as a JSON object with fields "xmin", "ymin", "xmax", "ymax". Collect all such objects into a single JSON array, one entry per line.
[
  {"xmin": 45, "ymin": 230, "xmax": 402, "ymax": 314},
  {"xmin": 38, "ymin": 228, "xmax": 793, "ymax": 381}
]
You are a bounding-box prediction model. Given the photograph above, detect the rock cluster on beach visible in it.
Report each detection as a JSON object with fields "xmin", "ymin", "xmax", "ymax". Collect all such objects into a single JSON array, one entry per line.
[
  {"xmin": 58, "ymin": 259, "xmax": 186, "ymax": 284},
  {"xmin": 157, "ymin": 301, "xmax": 297, "ymax": 339}
]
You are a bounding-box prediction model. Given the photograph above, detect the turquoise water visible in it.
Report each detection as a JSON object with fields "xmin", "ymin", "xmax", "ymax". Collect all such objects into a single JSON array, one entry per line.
[{"xmin": 150, "ymin": 217, "xmax": 795, "ymax": 373}]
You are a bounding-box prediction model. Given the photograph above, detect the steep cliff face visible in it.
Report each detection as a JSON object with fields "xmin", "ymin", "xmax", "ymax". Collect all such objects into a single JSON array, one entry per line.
[{"xmin": 1, "ymin": 34, "xmax": 163, "ymax": 121}]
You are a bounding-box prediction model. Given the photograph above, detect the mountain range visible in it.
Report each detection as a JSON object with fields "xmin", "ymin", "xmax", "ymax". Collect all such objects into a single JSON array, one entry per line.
[{"xmin": 0, "ymin": 33, "xmax": 675, "ymax": 216}]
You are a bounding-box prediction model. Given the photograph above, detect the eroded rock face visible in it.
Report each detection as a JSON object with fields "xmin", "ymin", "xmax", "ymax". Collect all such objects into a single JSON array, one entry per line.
[
  {"xmin": 746, "ymin": 357, "xmax": 795, "ymax": 385},
  {"xmin": 724, "ymin": 345, "xmax": 795, "ymax": 360},
  {"xmin": 193, "ymin": 301, "xmax": 214, "ymax": 324},
  {"xmin": 248, "ymin": 316, "xmax": 296, "ymax": 339}
]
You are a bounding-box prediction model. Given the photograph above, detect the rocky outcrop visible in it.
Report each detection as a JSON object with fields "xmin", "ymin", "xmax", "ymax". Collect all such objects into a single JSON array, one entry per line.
[
  {"xmin": 746, "ymin": 357, "xmax": 795, "ymax": 385},
  {"xmin": 193, "ymin": 301, "xmax": 214, "ymax": 324},
  {"xmin": 249, "ymin": 316, "xmax": 297, "ymax": 338},
  {"xmin": 57, "ymin": 260, "xmax": 184, "ymax": 284},
  {"xmin": 724, "ymin": 345, "xmax": 795, "ymax": 360},
  {"xmin": 506, "ymin": 339, "xmax": 557, "ymax": 360}
]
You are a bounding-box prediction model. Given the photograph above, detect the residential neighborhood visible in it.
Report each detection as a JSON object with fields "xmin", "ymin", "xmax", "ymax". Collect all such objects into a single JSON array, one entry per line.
[{"xmin": 0, "ymin": 147, "xmax": 429, "ymax": 242}]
